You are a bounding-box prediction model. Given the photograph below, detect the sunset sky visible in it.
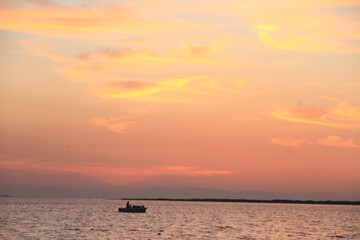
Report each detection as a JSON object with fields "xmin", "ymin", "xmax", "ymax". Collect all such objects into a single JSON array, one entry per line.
[{"xmin": 0, "ymin": 0, "xmax": 359, "ymax": 200}]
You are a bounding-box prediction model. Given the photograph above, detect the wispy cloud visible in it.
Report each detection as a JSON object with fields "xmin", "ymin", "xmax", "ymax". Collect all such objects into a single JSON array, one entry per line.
[
  {"xmin": 2, "ymin": 0, "xmax": 359, "ymax": 56},
  {"xmin": 181, "ymin": 44, "xmax": 228, "ymax": 58},
  {"xmin": 56, "ymin": 44, "xmax": 224, "ymax": 83},
  {"xmin": 18, "ymin": 40, "xmax": 67, "ymax": 62},
  {"xmin": 89, "ymin": 116, "xmax": 136, "ymax": 134},
  {"xmin": 313, "ymin": 136, "xmax": 360, "ymax": 149},
  {"xmin": 270, "ymin": 138, "xmax": 307, "ymax": 147},
  {"xmin": 16, "ymin": 38, "xmax": 233, "ymax": 103},
  {"xmin": 217, "ymin": 0, "xmax": 360, "ymax": 54}
]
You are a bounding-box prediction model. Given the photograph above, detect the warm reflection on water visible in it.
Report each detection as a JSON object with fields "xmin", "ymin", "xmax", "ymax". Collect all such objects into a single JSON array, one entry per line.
[{"xmin": 1, "ymin": 198, "xmax": 359, "ymax": 239}]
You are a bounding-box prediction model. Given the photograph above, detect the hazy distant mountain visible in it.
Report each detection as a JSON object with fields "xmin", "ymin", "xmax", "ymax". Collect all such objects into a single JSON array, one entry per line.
[
  {"xmin": 119, "ymin": 187, "xmax": 273, "ymax": 200},
  {"xmin": 0, "ymin": 185, "xmax": 273, "ymax": 200}
]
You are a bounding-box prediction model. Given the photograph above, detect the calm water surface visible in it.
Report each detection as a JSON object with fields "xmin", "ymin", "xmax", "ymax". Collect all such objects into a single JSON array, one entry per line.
[{"xmin": 0, "ymin": 198, "xmax": 359, "ymax": 239}]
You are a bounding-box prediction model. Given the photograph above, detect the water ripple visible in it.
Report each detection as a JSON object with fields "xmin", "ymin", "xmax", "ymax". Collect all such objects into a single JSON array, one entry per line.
[{"xmin": 1, "ymin": 198, "xmax": 359, "ymax": 239}]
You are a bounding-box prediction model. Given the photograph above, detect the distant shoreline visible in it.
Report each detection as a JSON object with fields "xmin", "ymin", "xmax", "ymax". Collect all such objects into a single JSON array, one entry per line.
[{"xmin": 119, "ymin": 198, "xmax": 360, "ymax": 206}]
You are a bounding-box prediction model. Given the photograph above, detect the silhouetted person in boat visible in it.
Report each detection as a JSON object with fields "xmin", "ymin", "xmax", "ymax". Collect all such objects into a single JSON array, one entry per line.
[{"xmin": 126, "ymin": 201, "xmax": 130, "ymax": 208}]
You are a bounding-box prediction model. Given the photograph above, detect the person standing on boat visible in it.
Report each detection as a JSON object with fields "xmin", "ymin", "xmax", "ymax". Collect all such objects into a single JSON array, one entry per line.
[{"xmin": 126, "ymin": 201, "xmax": 130, "ymax": 208}]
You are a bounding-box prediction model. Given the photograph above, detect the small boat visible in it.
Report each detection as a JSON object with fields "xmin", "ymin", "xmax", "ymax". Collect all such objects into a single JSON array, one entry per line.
[{"xmin": 119, "ymin": 202, "xmax": 147, "ymax": 213}]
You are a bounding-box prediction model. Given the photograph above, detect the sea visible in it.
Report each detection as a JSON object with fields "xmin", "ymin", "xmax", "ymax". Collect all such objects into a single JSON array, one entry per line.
[{"xmin": 0, "ymin": 198, "xmax": 359, "ymax": 240}]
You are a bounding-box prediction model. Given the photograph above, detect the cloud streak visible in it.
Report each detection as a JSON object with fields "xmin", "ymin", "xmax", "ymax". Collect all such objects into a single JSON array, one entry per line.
[
  {"xmin": 271, "ymin": 136, "xmax": 360, "ymax": 149},
  {"xmin": 92, "ymin": 76, "xmax": 243, "ymax": 103},
  {"xmin": 0, "ymin": 2, "xmax": 181, "ymax": 38},
  {"xmin": 0, "ymin": 156, "xmax": 232, "ymax": 186}
]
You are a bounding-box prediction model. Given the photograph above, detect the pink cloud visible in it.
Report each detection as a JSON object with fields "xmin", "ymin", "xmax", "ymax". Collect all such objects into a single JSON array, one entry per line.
[{"xmin": 106, "ymin": 81, "xmax": 154, "ymax": 91}]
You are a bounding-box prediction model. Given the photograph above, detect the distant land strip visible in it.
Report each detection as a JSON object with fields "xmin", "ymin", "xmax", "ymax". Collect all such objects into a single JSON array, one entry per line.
[{"xmin": 120, "ymin": 198, "xmax": 360, "ymax": 206}]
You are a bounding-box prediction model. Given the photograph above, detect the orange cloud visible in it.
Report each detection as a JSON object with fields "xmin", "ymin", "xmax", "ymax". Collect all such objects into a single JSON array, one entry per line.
[
  {"xmin": 0, "ymin": 156, "xmax": 232, "ymax": 186},
  {"xmin": 89, "ymin": 116, "xmax": 136, "ymax": 134},
  {"xmin": 271, "ymin": 103, "xmax": 360, "ymax": 129},
  {"xmin": 271, "ymin": 136, "xmax": 360, "ymax": 149}
]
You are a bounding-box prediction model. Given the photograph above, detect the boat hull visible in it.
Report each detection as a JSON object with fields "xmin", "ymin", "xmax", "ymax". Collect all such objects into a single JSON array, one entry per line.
[{"xmin": 119, "ymin": 207, "xmax": 146, "ymax": 213}]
